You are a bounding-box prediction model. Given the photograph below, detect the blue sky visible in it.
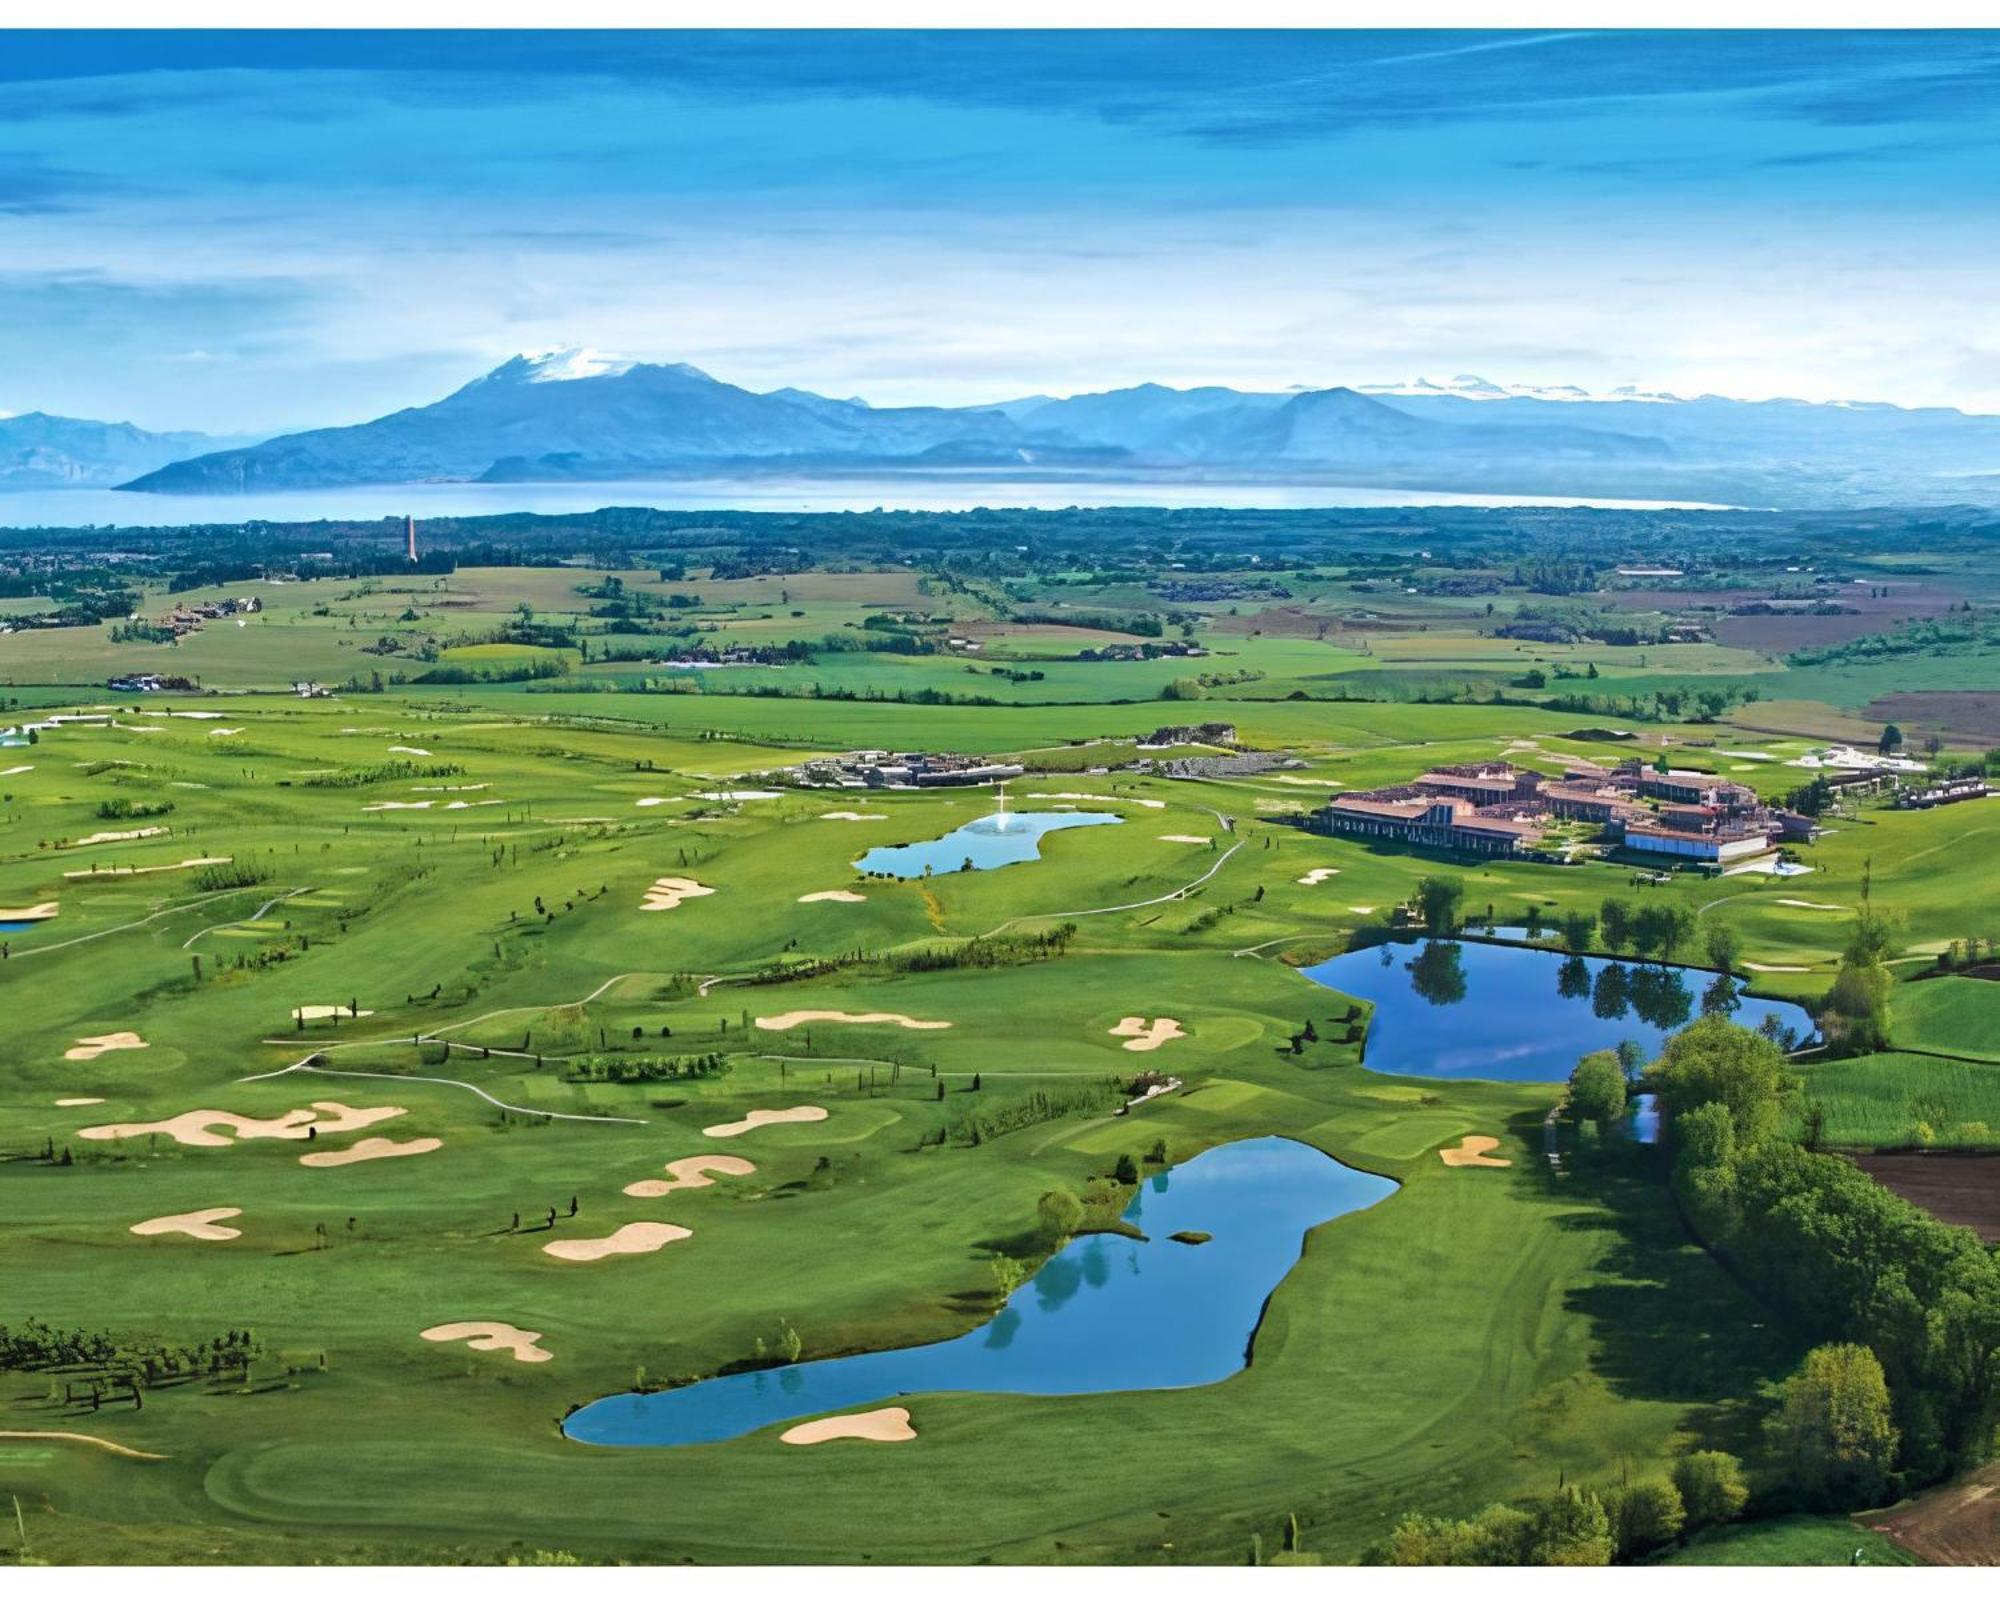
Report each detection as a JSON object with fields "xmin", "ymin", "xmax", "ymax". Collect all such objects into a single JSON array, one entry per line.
[{"xmin": 3, "ymin": 29, "xmax": 1999, "ymax": 431}]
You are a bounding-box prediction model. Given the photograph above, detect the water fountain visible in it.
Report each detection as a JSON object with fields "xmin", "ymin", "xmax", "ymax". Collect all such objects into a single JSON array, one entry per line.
[{"xmin": 992, "ymin": 780, "xmax": 1011, "ymax": 831}]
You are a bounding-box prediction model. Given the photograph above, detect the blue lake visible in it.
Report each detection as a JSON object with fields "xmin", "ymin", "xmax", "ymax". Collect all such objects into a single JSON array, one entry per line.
[
  {"xmin": 1301, "ymin": 938, "xmax": 1816, "ymax": 1082},
  {"xmin": 854, "ymin": 810, "xmax": 1121, "ymax": 878},
  {"xmin": 563, "ymin": 1135, "xmax": 1396, "ymax": 1448},
  {"xmin": 0, "ymin": 921, "xmax": 42, "ymax": 934}
]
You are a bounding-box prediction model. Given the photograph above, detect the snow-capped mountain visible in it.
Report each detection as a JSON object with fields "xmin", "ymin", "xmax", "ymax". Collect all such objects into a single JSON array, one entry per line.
[
  {"xmin": 1357, "ymin": 374, "xmax": 1687, "ymax": 404},
  {"xmin": 114, "ymin": 354, "xmax": 2000, "ymax": 505}
]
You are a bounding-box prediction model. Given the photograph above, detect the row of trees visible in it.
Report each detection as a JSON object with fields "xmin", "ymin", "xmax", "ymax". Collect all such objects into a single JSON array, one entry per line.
[
  {"xmin": 1657, "ymin": 1016, "xmax": 2000, "ymax": 1488},
  {"xmin": 1370, "ymin": 1452, "xmax": 1750, "ymax": 1566}
]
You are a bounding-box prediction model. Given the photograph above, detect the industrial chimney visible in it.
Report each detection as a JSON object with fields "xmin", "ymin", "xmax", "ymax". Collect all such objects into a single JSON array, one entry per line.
[{"xmin": 405, "ymin": 515, "xmax": 418, "ymax": 563}]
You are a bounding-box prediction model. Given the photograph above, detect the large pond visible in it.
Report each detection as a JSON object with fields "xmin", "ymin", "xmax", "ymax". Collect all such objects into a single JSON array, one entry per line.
[
  {"xmin": 1301, "ymin": 938, "xmax": 1816, "ymax": 1082},
  {"xmin": 854, "ymin": 810, "xmax": 1120, "ymax": 878},
  {"xmin": 564, "ymin": 1135, "xmax": 1395, "ymax": 1448}
]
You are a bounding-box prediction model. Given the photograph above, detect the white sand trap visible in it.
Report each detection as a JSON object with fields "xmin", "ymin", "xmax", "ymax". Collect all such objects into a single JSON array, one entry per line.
[
  {"xmin": 70, "ymin": 826, "xmax": 168, "ymax": 847},
  {"xmin": 1159, "ymin": 834, "xmax": 1211, "ymax": 845},
  {"xmin": 63, "ymin": 855, "xmax": 229, "ymax": 879},
  {"xmin": 624, "ymin": 1154, "xmax": 758, "ymax": 1198},
  {"xmin": 387, "ymin": 745, "xmax": 431, "ymax": 756},
  {"xmin": 1349, "ymin": 905, "xmax": 1378, "ymax": 915},
  {"xmin": 755, "ymin": 1010, "xmax": 949, "ymax": 1032},
  {"xmin": 0, "ymin": 765, "xmax": 33, "ymax": 777},
  {"xmin": 64, "ymin": 1031, "xmax": 148, "ymax": 1061},
  {"xmin": 693, "ymin": 788, "xmax": 783, "ymax": 801},
  {"xmin": 798, "ymin": 889, "xmax": 867, "ymax": 903},
  {"xmin": 0, "ymin": 1430, "xmax": 165, "ymax": 1462},
  {"xmin": 820, "ymin": 810, "xmax": 887, "ymax": 821},
  {"xmin": 292, "ymin": 1004, "xmax": 374, "ymax": 1020},
  {"xmin": 1742, "ymin": 961, "xmax": 1811, "ymax": 973},
  {"xmin": 1777, "ymin": 899, "xmax": 1846, "ymax": 911},
  {"xmin": 305, "ymin": 1102, "xmax": 410, "ymax": 1135},
  {"xmin": 363, "ymin": 799, "xmax": 432, "ymax": 811},
  {"xmin": 170, "ymin": 710, "xmax": 226, "ymax": 719},
  {"xmin": 641, "ymin": 875, "xmax": 716, "ymax": 912},
  {"xmin": 782, "ymin": 1406, "xmax": 916, "ymax": 1445},
  {"xmin": 82, "ymin": 1101, "xmax": 403, "ymax": 1149},
  {"xmin": 1440, "ymin": 1135, "xmax": 1512, "ymax": 1169},
  {"xmin": 543, "ymin": 1220, "xmax": 691, "ymax": 1262},
  {"xmin": 208, "ymin": 727, "xmax": 243, "ymax": 737},
  {"xmin": 131, "ymin": 1207, "xmax": 242, "ymax": 1241},
  {"xmin": 1296, "ymin": 867, "xmax": 1340, "ymax": 885},
  {"xmin": 56, "ymin": 1097, "xmax": 105, "ymax": 1107},
  {"xmin": 704, "ymin": 1106, "xmax": 829, "ymax": 1138},
  {"xmin": 635, "ymin": 796, "xmax": 673, "ymax": 807},
  {"xmin": 0, "ymin": 900, "xmax": 58, "ymax": 922},
  {"xmin": 421, "ymin": 1321, "xmax": 552, "ymax": 1364},
  {"xmin": 300, "ymin": 1136, "xmax": 441, "ymax": 1168},
  {"xmin": 1110, "ymin": 1016, "xmax": 1185, "ymax": 1052}
]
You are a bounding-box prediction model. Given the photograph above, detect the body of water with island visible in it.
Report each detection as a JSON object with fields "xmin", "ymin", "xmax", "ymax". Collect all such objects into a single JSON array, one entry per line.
[{"xmin": 564, "ymin": 1136, "xmax": 1396, "ymax": 1447}]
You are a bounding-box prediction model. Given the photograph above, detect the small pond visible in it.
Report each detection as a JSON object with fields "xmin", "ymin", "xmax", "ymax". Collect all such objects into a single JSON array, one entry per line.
[
  {"xmin": 854, "ymin": 810, "xmax": 1120, "ymax": 878},
  {"xmin": 563, "ymin": 1135, "xmax": 1395, "ymax": 1448},
  {"xmin": 1301, "ymin": 937, "xmax": 1816, "ymax": 1082},
  {"xmin": 0, "ymin": 921, "xmax": 44, "ymax": 935}
]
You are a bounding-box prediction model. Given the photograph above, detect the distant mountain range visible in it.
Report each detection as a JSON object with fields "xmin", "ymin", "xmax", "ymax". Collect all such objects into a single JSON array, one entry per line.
[
  {"xmin": 0, "ymin": 412, "xmax": 249, "ymax": 490},
  {"xmin": 83, "ymin": 349, "xmax": 2000, "ymax": 505}
]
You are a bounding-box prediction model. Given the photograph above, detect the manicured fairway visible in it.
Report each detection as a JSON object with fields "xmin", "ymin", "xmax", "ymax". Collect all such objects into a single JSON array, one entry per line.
[{"xmin": 0, "ymin": 663, "xmax": 1990, "ymax": 1565}]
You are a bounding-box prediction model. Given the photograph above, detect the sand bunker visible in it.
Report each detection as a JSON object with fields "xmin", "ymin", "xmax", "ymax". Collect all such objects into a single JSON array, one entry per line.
[
  {"xmin": 0, "ymin": 1430, "xmax": 165, "ymax": 1462},
  {"xmin": 1296, "ymin": 867, "xmax": 1340, "ymax": 885},
  {"xmin": 420, "ymin": 1321, "xmax": 552, "ymax": 1363},
  {"xmin": 693, "ymin": 789, "xmax": 782, "ymax": 802},
  {"xmin": 363, "ymin": 800, "xmax": 432, "ymax": 811},
  {"xmin": 703, "ymin": 1106, "xmax": 829, "ymax": 1139},
  {"xmin": 292, "ymin": 1004, "xmax": 374, "ymax": 1020},
  {"xmin": 0, "ymin": 765, "xmax": 33, "ymax": 778},
  {"xmin": 781, "ymin": 1406, "xmax": 916, "ymax": 1446},
  {"xmin": 1777, "ymin": 898, "xmax": 1846, "ymax": 911},
  {"xmin": 387, "ymin": 745, "xmax": 431, "ymax": 756},
  {"xmin": 641, "ymin": 875, "xmax": 716, "ymax": 911},
  {"xmin": 82, "ymin": 1101, "xmax": 404, "ymax": 1149},
  {"xmin": 1159, "ymin": 834, "xmax": 1211, "ymax": 844},
  {"xmin": 300, "ymin": 1136, "xmax": 441, "ymax": 1168},
  {"xmin": 820, "ymin": 810, "xmax": 887, "ymax": 821},
  {"xmin": 1743, "ymin": 961, "xmax": 1811, "ymax": 973},
  {"xmin": 635, "ymin": 796, "xmax": 672, "ymax": 807},
  {"xmin": 131, "ymin": 1207, "xmax": 242, "ymax": 1241},
  {"xmin": 208, "ymin": 728, "xmax": 243, "ymax": 737},
  {"xmin": 0, "ymin": 901, "xmax": 58, "ymax": 922},
  {"xmin": 69, "ymin": 827, "xmax": 167, "ymax": 847},
  {"xmin": 64, "ymin": 1031, "xmax": 148, "ymax": 1061},
  {"xmin": 543, "ymin": 1221, "xmax": 691, "ymax": 1262},
  {"xmin": 1110, "ymin": 1016, "xmax": 1186, "ymax": 1052},
  {"xmin": 63, "ymin": 855, "xmax": 229, "ymax": 879},
  {"xmin": 1349, "ymin": 905, "xmax": 1378, "ymax": 915},
  {"xmin": 797, "ymin": 889, "xmax": 867, "ymax": 904},
  {"xmin": 1440, "ymin": 1135, "xmax": 1512, "ymax": 1169},
  {"xmin": 623, "ymin": 1154, "xmax": 758, "ymax": 1198},
  {"xmin": 755, "ymin": 1010, "xmax": 948, "ymax": 1032},
  {"xmin": 56, "ymin": 1097, "xmax": 105, "ymax": 1107}
]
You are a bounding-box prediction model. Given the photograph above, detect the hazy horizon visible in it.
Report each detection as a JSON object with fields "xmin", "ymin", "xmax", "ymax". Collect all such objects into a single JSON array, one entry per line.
[{"xmin": 5, "ymin": 29, "xmax": 2000, "ymax": 434}]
